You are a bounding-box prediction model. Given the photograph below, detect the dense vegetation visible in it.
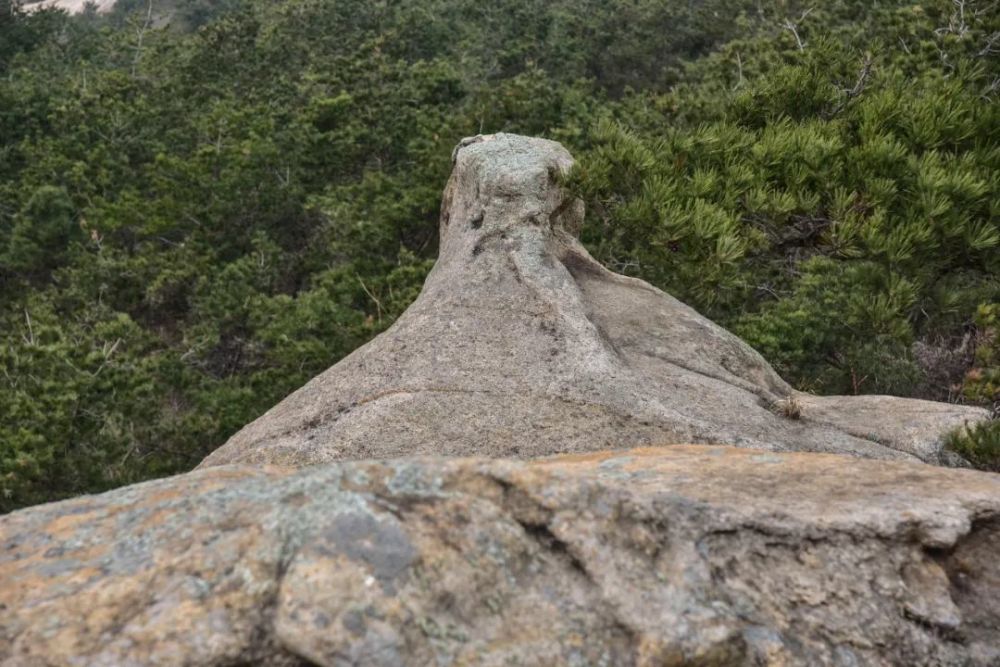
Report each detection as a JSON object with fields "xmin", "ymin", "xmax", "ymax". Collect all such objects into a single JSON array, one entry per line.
[{"xmin": 1, "ymin": 0, "xmax": 997, "ymax": 510}]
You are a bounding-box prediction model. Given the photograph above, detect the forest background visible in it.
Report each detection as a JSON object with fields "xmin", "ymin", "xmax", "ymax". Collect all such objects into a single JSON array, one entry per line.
[{"xmin": 1, "ymin": 0, "xmax": 998, "ymax": 510}]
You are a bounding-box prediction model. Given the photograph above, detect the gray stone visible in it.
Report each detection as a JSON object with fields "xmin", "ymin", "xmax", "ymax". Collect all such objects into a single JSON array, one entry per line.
[
  {"xmin": 2, "ymin": 446, "xmax": 999, "ymax": 666},
  {"xmin": 200, "ymin": 133, "xmax": 988, "ymax": 469}
]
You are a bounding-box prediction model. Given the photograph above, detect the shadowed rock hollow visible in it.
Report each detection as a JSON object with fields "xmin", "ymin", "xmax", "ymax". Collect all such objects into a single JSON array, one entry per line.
[
  {"xmin": 4, "ymin": 447, "xmax": 1000, "ymax": 666},
  {"xmin": 202, "ymin": 133, "xmax": 987, "ymax": 469}
]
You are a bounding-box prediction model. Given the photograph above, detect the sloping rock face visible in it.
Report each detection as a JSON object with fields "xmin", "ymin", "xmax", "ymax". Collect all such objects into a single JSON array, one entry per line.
[
  {"xmin": 3, "ymin": 446, "xmax": 999, "ymax": 666},
  {"xmin": 24, "ymin": 0, "xmax": 118, "ymax": 14},
  {"xmin": 202, "ymin": 133, "xmax": 986, "ymax": 468}
]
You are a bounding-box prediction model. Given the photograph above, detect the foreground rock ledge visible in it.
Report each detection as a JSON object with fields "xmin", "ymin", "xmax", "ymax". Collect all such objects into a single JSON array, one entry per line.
[
  {"xmin": 3, "ymin": 446, "xmax": 999, "ymax": 666},
  {"xmin": 201, "ymin": 134, "xmax": 987, "ymax": 469}
]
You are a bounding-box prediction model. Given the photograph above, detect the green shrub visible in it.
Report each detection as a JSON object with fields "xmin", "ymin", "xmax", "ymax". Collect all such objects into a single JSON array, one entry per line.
[
  {"xmin": 963, "ymin": 303, "xmax": 1000, "ymax": 407},
  {"xmin": 945, "ymin": 420, "xmax": 1000, "ymax": 472},
  {"xmin": 572, "ymin": 1, "xmax": 999, "ymax": 399}
]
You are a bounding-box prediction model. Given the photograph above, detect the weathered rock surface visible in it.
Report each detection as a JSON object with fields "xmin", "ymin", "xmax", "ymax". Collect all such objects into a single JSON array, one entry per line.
[
  {"xmin": 201, "ymin": 133, "xmax": 987, "ymax": 469},
  {"xmin": 24, "ymin": 0, "xmax": 117, "ymax": 14},
  {"xmin": 3, "ymin": 446, "xmax": 999, "ymax": 666}
]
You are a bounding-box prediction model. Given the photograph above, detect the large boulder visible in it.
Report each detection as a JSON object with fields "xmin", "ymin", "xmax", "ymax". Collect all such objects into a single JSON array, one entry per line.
[
  {"xmin": 3, "ymin": 446, "xmax": 999, "ymax": 666},
  {"xmin": 201, "ymin": 133, "xmax": 987, "ymax": 469}
]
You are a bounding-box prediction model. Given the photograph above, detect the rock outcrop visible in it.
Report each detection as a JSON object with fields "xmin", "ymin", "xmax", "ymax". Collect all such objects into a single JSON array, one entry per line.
[
  {"xmin": 4, "ymin": 135, "xmax": 999, "ymax": 666},
  {"xmin": 202, "ymin": 133, "xmax": 987, "ymax": 469},
  {"xmin": 3, "ymin": 446, "xmax": 999, "ymax": 666},
  {"xmin": 24, "ymin": 0, "xmax": 118, "ymax": 14}
]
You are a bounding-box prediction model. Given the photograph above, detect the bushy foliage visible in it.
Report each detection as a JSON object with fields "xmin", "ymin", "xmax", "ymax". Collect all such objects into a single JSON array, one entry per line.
[
  {"xmin": 964, "ymin": 303, "xmax": 1000, "ymax": 407},
  {"xmin": 1, "ymin": 0, "xmax": 998, "ymax": 509},
  {"xmin": 945, "ymin": 420, "xmax": 1000, "ymax": 472},
  {"xmin": 571, "ymin": 1, "xmax": 999, "ymax": 397}
]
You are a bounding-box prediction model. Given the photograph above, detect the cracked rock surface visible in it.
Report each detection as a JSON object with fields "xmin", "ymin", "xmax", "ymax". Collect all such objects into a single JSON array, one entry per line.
[
  {"xmin": 3, "ymin": 446, "xmax": 1000, "ymax": 666},
  {"xmin": 201, "ymin": 133, "xmax": 987, "ymax": 469}
]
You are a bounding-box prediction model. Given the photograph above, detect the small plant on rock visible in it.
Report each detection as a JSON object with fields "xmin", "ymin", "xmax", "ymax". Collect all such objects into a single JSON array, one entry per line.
[{"xmin": 771, "ymin": 396, "xmax": 802, "ymax": 420}]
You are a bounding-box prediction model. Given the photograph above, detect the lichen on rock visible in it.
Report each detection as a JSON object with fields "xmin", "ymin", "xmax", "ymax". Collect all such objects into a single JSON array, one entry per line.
[{"xmin": 3, "ymin": 447, "xmax": 1000, "ymax": 666}]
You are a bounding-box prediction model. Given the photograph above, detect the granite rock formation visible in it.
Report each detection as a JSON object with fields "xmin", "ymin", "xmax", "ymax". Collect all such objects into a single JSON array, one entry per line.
[
  {"xmin": 5, "ymin": 135, "xmax": 998, "ymax": 667},
  {"xmin": 3, "ymin": 446, "xmax": 1000, "ymax": 666},
  {"xmin": 202, "ymin": 133, "xmax": 987, "ymax": 469}
]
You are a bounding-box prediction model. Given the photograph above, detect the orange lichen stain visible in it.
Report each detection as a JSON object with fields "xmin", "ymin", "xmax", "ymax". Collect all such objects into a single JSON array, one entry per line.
[
  {"xmin": 43, "ymin": 508, "xmax": 102, "ymax": 536},
  {"xmin": 623, "ymin": 445, "xmax": 730, "ymax": 458},
  {"xmin": 200, "ymin": 465, "xmax": 292, "ymax": 481},
  {"xmin": 64, "ymin": 564, "xmax": 107, "ymax": 585},
  {"xmin": 625, "ymin": 444, "xmax": 745, "ymax": 457},
  {"xmin": 135, "ymin": 507, "xmax": 177, "ymax": 531},
  {"xmin": 257, "ymin": 464, "xmax": 296, "ymax": 476},
  {"xmin": 65, "ymin": 541, "xmax": 112, "ymax": 563},
  {"xmin": 2, "ymin": 563, "xmax": 108, "ymax": 609},
  {"xmin": 138, "ymin": 468, "xmax": 287, "ymax": 506},
  {"xmin": 532, "ymin": 445, "xmax": 733, "ymax": 469},
  {"xmin": 534, "ymin": 450, "xmax": 621, "ymax": 466}
]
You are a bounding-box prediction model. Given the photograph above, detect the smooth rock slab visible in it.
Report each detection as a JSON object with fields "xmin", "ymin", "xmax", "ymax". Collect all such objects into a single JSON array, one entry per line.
[
  {"xmin": 3, "ymin": 445, "xmax": 1000, "ymax": 666},
  {"xmin": 200, "ymin": 133, "xmax": 987, "ymax": 469}
]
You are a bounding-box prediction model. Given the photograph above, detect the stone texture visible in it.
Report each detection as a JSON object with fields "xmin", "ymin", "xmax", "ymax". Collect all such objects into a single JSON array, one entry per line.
[
  {"xmin": 3, "ymin": 446, "xmax": 999, "ymax": 666},
  {"xmin": 201, "ymin": 133, "xmax": 987, "ymax": 469},
  {"xmin": 24, "ymin": 0, "xmax": 118, "ymax": 14}
]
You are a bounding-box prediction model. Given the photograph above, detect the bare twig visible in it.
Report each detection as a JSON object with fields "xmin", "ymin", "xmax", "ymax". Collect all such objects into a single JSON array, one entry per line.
[
  {"xmin": 850, "ymin": 366, "xmax": 869, "ymax": 395},
  {"xmin": 23, "ymin": 309, "xmax": 35, "ymax": 346},
  {"xmin": 131, "ymin": 0, "xmax": 154, "ymax": 78},
  {"xmin": 937, "ymin": 45, "xmax": 956, "ymax": 74},
  {"xmin": 755, "ymin": 283, "xmax": 781, "ymax": 300},
  {"xmin": 733, "ymin": 52, "xmax": 744, "ymax": 90},
  {"xmin": 955, "ymin": 0, "xmax": 969, "ymax": 35},
  {"xmin": 982, "ymin": 75, "xmax": 1000, "ymax": 100},
  {"xmin": 972, "ymin": 0, "xmax": 1000, "ymax": 18},
  {"xmin": 104, "ymin": 338, "xmax": 122, "ymax": 360},
  {"xmin": 935, "ymin": 0, "xmax": 970, "ymax": 37},
  {"xmin": 357, "ymin": 275, "xmax": 383, "ymax": 324},
  {"xmin": 829, "ymin": 53, "xmax": 874, "ymax": 116},
  {"xmin": 273, "ymin": 166, "xmax": 291, "ymax": 187},
  {"xmin": 781, "ymin": 8, "xmax": 813, "ymax": 50},
  {"xmin": 845, "ymin": 54, "xmax": 874, "ymax": 99},
  {"xmin": 979, "ymin": 31, "xmax": 1000, "ymax": 56}
]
